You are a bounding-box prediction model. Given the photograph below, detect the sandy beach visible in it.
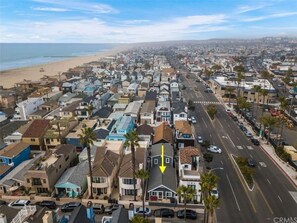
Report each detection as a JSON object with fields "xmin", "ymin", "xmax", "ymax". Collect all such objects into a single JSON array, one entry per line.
[{"xmin": 0, "ymin": 44, "xmax": 132, "ymax": 89}]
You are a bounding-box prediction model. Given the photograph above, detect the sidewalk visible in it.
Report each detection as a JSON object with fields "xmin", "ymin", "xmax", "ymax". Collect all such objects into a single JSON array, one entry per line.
[{"xmin": 228, "ymin": 106, "xmax": 297, "ymax": 188}]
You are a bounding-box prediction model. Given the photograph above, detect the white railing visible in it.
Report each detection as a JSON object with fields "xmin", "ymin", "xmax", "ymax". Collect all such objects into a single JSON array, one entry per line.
[{"xmin": 11, "ymin": 205, "xmax": 37, "ymax": 223}]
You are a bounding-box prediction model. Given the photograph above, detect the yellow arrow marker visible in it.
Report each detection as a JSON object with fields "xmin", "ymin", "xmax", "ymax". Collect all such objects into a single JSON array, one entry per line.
[{"xmin": 159, "ymin": 144, "xmax": 166, "ymax": 174}]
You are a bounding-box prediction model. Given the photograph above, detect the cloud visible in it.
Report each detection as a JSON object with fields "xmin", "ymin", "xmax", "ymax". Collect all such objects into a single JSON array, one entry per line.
[
  {"xmin": 31, "ymin": 7, "xmax": 70, "ymax": 12},
  {"xmin": 0, "ymin": 14, "xmax": 229, "ymax": 43},
  {"xmin": 236, "ymin": 5, "xmax": 265, "ymax": 14},
  {"xmin": 122, "ymin": 20, "xmax": 150, "ymax": 25},
  {"xmin": 31, "ymin": 0, "xmax": 117, "ymax": 14},
  {"xmin": 242, "ymin": 12, "xmax": 297, "ymax": 22}
]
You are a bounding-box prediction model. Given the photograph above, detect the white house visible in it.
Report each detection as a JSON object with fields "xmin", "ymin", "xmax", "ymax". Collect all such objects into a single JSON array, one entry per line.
[
  {"xmin": 12, "ymin": 98, "xmax": 45, "ymax": 121},
  {"xmin": 178, "ymin": 147, "xmax": 202, "ymax": 203}
]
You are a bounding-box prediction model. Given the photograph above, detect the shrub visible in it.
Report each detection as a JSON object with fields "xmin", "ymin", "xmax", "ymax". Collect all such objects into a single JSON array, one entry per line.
[{"xmin": 203, "ymin": 153, "xmax": 213, "ymax": 163}]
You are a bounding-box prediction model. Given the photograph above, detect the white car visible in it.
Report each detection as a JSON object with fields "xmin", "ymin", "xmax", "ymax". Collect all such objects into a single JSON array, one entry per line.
[
  {"xmin": 8, "ymin": 200, "xmax": 31, "ymax": 209},
  {"xmin": 191, "ymin": 116, "xmax": 197, "ymax": 124},
  {"xmin": 134, "ymin": 207, "xmax": 152, "ymax": 217},
  {"xmin": 207, "ymin": 145, "xmax": 222, "ymax": 154},
  {"xmin": 210, "ymin": 188, "xmax": 219, "ymax": 199},
  {"xmin": 197, "ymin": 136, "xmax": 203, "ymax": 144}
]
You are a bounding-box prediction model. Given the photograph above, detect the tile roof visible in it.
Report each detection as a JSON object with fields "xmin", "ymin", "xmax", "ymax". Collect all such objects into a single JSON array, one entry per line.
[
  {"xmin": 136, "ymin": 124, "xmax": 154, "ymax": 136},
  {"xmin": 175, "ymin": 121, "xmax": 192, "ymax": 135},
  {"xmin": 140, "ymin": 101, "xmax": 155, "ymax": 114},
  {"xmin": 22, "ymin": 119, "xmax": 50, "ymax": 138},
  {"xmin": 153, "ymin": 123, "xmax": 173, "ymax": 145},
  {"xmin": 92, "ymin": 148, "xmax": 119, "ymax": 177},
  {"xmin": 118, "ymin": 147, "xmax": 145, "ymax": 178},
  {"xmin": 0, "ymin": 142, "xmax": 30, "ymax": 158},
  {"xmin": 179, "ymin": 146, "xmax": 201, "ymax": 164}
]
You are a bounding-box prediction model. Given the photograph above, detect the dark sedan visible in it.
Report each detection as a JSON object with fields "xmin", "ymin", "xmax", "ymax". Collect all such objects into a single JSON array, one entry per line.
[
  {"xmin": 37, "ymin": 200, "xmax": 56, "ymax": 209},
  {"xmin": 251, "ymin": 138, "xmax": 260, "ymax": 146},
  {"xmin": 154, "ymin": 208, "xmax": 175, "ymax": 218},
  {"xmin": 61, "ymin": 202, "xmax": 81, "ymax": 212},
  {"xmin": 176, "ymin": 209, "xmax": 197, "ymax": 220}
]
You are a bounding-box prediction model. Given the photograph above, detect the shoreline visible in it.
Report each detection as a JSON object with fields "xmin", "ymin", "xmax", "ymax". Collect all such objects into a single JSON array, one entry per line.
[{"xmin": 0, "ymin": 44, "xmax": 132, "ymax": 89}]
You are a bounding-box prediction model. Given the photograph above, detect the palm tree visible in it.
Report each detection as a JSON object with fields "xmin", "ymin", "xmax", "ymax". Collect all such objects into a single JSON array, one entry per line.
[
  {"xmin": 86, "ymin": 104, "xmax": 95, "ymax": 119},
  {"xmin": 131, "ymin": 216, "xmax": 150, "ymax": 223},
  {"xmin": 236, "ymin": 72, "xmax": 244, "ymax": 97},
  {"xmin": 176, "ymin": 185, "xmax": 196, "ymax": 220},
  {"xmin": 200, "ymin": 172, "xmax": 218, "ymax": 223},
  {"xmin": 278, "ymin": 97, "xmax": 289, "ymax": 145},
  {"xmin": 79, "ymin": 127, "xmax": 96, "ymax": 199},
  {"xmin": 225, "ymin": 86, "xmax": 235, "ymax": 106},
  {"xmin": 259, "ymin": 89, "xmax": 268, "ymax": 134},
  {"xmin": 252, "ymin": 85, "xmax": 261, "ymax": 119},
  {"xmin": 124, "ymin": 130, "xmax": 140, "ymax": 201},
  {"xmin": 204, "ymin": 195, "xmax": 219, "ymax": 223},
  {"xmin": 136, "ymin": 169, "xmax": 149, "ymax": 219},
  {"xmin": 260, "ymin": 115, "xmax": 278, "ymax": 143}
]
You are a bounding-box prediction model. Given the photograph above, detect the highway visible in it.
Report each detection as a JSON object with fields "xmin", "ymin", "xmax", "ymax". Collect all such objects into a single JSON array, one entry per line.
[{"xmin": 180, "ymin": 73, "xmax": 297, "ymax": 223}]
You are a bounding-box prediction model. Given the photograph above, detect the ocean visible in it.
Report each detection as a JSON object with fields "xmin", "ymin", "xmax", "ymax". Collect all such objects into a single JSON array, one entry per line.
[{"xmin": 0, "ymin": 43, "xmax": 118, "ymax": 71}]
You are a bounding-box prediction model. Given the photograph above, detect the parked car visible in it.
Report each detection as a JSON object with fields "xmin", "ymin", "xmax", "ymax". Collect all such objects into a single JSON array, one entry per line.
[
  {"xmin": 37, "ymin": 200, "xmax": 56, "ymax": 209},
  {"xmin": 176, "ymin": 209, "xmax": 197, "ymax": 220},
  {"xmin": 92, "ymin": 203, "xmax": 105, "ymax": 214},
  {"xmin": 188, "ymin": 116, "xmax": 192, "ymax": 122},
  {"xmin": 197, "ymin": 136, "xmax": 203, "ymax": 144},
  {"xmin": 195, "ymin": 79, "xmax": 201, "ymax": 82},
  {"xmin": 0, "ymin": 200, "xmax": 7, "ymax": 205},
  {"xmin": 247, "ymin": 158, "xmax": 257, "ymax": 167},
  {"xmin": 232, "ymin": 116, "xmax": 238, "ymax": 122},
  {"xmin": 191, "ymin": 116, "xmax": 197, "ymax": 124},
  {"xmin": 210, "ymin": 188, "xmax": 219, "ymax": 199},
  {"xmin": 207, "ymin": 145, "xmax": 222, "ymax": 154},
  {"xmin": 251, "ymin": 138, "xmax": 260, "ymax": 146},
  {"xmin": 244, "ymin": 131, "xmax": 253, "ymax": 138},
  {"xmin": 61, "ymin": 202, "xmax": 81, "ymax": 212},
  {"xmin": 154, "ymin": 208, "xmax": 175, "ymax": 218},
  {"xmin": 104, "ymin": 204, "xmax": 124, "ymax": 215},
  {"xmin": 8, "ymin": 200, "xmax": 31, "ymax": 209},
  {"xmin": 134, "ymin": 207, "xmax": 152, "ymax": 217}
]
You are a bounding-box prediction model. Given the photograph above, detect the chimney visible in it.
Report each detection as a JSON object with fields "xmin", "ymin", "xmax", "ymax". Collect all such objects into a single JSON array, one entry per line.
[
  {"xmin": 0, "ymin": 213, "xmax": 7, "ymax": 223},
  {"xmin": 42, "ymin": 211, "xmax": 54, "ymax": 223}
]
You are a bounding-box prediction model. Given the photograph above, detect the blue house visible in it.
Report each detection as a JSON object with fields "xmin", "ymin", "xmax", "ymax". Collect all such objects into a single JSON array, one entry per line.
[
  {"xmin": 107, "ymin": 115, "xmax": 135, "ymax": 141},
  {"xmin": 0, "ymin": 142, "xmax": 30, "ymax": 180},
  {"xmin": 55, "ymin": 161, "xmax": 89, "ymax": 198}
]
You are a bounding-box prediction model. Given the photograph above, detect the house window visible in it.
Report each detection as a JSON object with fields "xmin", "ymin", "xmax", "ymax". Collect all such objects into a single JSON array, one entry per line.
[
  {"xmin": 125, "ymin": 189, "xmax": 136, "ymax": 196},
  {"xmin": 43, "ymin": 179, "xmax": 46, "ymax": 184},
  {"xmin": 154, "ymin": 159, "xmax": 158, "ymax": 165},
  {"xmin": 184, "ymin": 164, "xmax": 189, "ymax": 168},
  {"xmin": 93, "ymin": 177, "xmax": 106, "ymax": 183},
  {"xmin": 165, "ymin": 192, "xmax": 172, "ymax": 198},
  {"xmin": 67, "ymin": 188, "xmax": 71, "ymax": 192},
  {"xmin": 27, "ymin": 179, "xmax": 30, "ymax": 183},
  {"xmin": 178, "ymin": 143, "xmax": 184, "ymax": 148},
  {"xmin": 165, "ymin": 158, "xmax": 170, "ymax": 164},
  {"xmin": 188, "ymin": 185, "xmax": 196, "ymax": 190},
  {"xmin": 31, "ymin": 138, "xmax": 35, "ymax": 142},
  {"xmin": 180, "ymin": 114, "xmax": 185, "ymax": 118},
  {"xmin": 123, "ymin": 179, "xmax": 136, "ymax": 185},
  {"xmin": 76, "ymin": 188, "xmax": 80, "ymax": 192},
  {"xmin": 0, "ymin": 158, "xmax": 4, "ymax": 163}
]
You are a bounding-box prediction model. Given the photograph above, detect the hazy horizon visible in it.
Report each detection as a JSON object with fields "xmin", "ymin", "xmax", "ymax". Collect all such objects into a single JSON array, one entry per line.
[{"xmin": 1, "ymin": 0, "xmax": 297, "ymax": 43}]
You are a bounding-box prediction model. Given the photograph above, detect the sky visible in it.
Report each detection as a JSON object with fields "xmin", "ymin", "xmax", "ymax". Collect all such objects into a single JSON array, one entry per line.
[{"xmin": 0, "ymin": 0, "xmax": 297, "ymax": 43}]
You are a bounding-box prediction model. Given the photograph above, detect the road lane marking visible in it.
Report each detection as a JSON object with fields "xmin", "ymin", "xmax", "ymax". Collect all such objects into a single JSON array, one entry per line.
[
  {"xmin": 202, "ymin": 118, "xmax": 208, "ymax": 128},
  {"xmin": 247, "ymin": 146, "xmax": 254, "ymax": 150},
  {"xmin": 278, "ymin": 195, "xmax": 282, "ymax": 203},
  {"xmin": 289, "ymin": 191, "xmax": 297, "ymax": 204},
  {"xmin": 237, "ymin": 137, "xmax": 240, "ymax": 141},
  {"xmin": 249, "ymin": 154, "xmax": 253, "ymax": 158},
  {"xmin": 266, "ymin": 178, "xmax": 271, "ymax": 185},
  {"xmin": 226, "ymin": 174, "xmax": 241, "ymax": 211},
  {"xmin": 221, "ymin": 160, "xmax": 224, "ymax": 165},
  {"xmin": 237, "ymin": 146, "xmax": 244, "ymax": 150},
  {"xmin": 259, "ymin": 162, "xmax": 267, "ymax": 167},
  {"xmin": 227, "ymin": 134, "xmax": 236, "ymax": 148},
  {"xmin": 257, "ymin": 186, "xmax": 274, "ymax": 215}
]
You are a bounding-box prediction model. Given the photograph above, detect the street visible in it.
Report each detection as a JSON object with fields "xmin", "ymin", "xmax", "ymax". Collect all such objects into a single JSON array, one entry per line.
[{"xmin": 181, "ymin": 73, "xmax": 297, "ymax": 223}]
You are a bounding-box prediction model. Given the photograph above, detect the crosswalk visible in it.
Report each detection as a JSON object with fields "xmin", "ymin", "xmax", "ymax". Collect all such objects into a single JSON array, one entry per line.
[
  {"xmin": 193, "ymin": 101, "xmax": 221, "ymax": 104},
  {"xmin": 236, "ymin": 145, "xmax": 254, "ymax": 150}
]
